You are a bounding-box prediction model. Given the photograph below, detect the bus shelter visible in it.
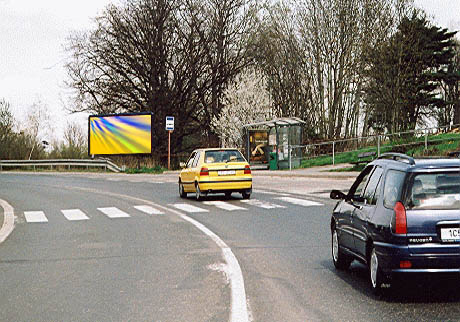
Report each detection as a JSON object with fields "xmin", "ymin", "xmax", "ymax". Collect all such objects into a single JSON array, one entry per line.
[{"xmin": 243, "ymin": 117, "xmax": 306, "ymax": 170}]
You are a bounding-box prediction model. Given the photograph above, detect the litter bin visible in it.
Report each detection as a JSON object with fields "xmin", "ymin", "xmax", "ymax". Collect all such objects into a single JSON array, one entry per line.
[{"xmin": 269, "ymin": 152, "xmax": 277, "ymax": 170}]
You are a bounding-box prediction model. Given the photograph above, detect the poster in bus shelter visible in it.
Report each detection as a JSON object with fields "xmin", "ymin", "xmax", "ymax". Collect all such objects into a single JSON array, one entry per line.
[
  {"xmin": 88, "ymin": 113, "xmax": 153, "ymax": 155},
  {"xmin": 248, "ymin": 130, "xmax": 269, "ymax": 163}
]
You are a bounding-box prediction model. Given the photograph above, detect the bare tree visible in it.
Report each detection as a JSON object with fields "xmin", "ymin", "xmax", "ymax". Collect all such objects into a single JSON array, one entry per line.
[
  {"xmin": 296, "ymin": 0, "xmax": 403, "ymax": 139},
  {"xmin": 64, "ymin": 121, "xmax": 87, "ymax": 155},
  {"xmin": 253, "ymin": 1, "xmax": 313, "ymax": 125},
  {"xmin": 252, "ymin": 0, "xmax": 409, "ymax": 140},
  {"xmin": 200, "ymin": 0, "xmax": 258, "ymax": 141},
  {"xmin": 23, "ymin": 99, "xmax": 51, "ymax": 160},
  {"xmin": 65, "ymin": 0, "xmax": 257, "ymax": 159},
  {"xmin": 211, "ymin": 69, "xmax": 275, "ymax": 147},
  {"xmin": 0, "ymin": 99, "xmax": 15, "ymax": 159}
]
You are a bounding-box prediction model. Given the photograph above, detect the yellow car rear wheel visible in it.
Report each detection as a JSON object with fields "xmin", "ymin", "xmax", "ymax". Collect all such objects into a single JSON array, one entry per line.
[
  {"xmin": 242, "ymin": 191, "xmax": 251, "ymax": 199},
  {"xmin": 179, "ymin": 181, "xmax": 187, "ymax": 198},
  {"xmin": 195, "ymin": 183, "xmax": 203, "ymax": 201}
]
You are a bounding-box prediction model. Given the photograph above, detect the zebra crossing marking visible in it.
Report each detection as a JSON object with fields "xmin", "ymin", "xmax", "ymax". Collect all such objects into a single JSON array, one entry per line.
[
  {"xmin": 239, "ymin": 199, "xmax": 285, "ymax": 209},
  {"xmin": 61, "ymin": 209, "xmax": 89, "ymax": 221},
  {"xmin": 255, "ymin": 190, "xmax": 290, "ymax": 197},
  {"xmin": 203, "ymin": 201, "xmax": 247, "ymax": 211},
  {"xmin": 134, "ymin": 205, "xmax": 164, "ymax": 215},
  {"xmin": 97, "ymin": 207, "xmax": 131, "ymax": 218},
  {"xmin": 24, "ymin": 211, "xmax": 48, "ymax": 223},
  {"xmin": 170, "ymin": 203, "xmax": 209, "ymax": 213},
  {"xmin": 21, "ymin": 195, "xmax": 326, "ymax": 225},
  {"xmin": 276, "ymin": 197, "xmax": 323, "ymax": 207}
]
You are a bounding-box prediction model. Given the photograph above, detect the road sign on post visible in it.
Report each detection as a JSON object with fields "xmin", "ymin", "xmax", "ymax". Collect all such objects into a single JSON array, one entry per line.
[
  {"xmin": 166, "ymin": 116, "xmax": 174, "ymax": 170},
  {"xmin": 166, "ymin": 116, "xmax": 174, "ymax": 131}
]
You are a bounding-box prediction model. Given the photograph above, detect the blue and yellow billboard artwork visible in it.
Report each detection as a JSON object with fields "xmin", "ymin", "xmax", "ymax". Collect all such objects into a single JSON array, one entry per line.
[{"xmin": 89, "ymin": 114, "xmax": 152, "ymax": 155}]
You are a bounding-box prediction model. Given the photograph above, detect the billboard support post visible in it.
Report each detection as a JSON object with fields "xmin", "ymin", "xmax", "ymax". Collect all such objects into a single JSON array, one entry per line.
[{"xmin": 168, "ymin": 130, "xmax": 171, "ymax": 170}]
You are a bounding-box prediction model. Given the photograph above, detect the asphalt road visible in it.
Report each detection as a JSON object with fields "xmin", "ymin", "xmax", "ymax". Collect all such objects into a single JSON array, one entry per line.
[{"xmin": 1, "ymin": 172, "xmax": 460, "ymax": 322}]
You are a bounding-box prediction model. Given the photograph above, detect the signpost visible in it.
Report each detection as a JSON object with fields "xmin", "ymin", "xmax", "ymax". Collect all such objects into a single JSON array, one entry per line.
[{"xmin": 166, "ymin": 116, "xmax": 174, "ymax": 170}]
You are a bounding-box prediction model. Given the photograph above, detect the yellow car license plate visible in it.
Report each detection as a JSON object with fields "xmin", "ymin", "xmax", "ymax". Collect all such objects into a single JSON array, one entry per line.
[{"xmin": 218, "ymin": 170, "xmax": 236, "ymax": 176}]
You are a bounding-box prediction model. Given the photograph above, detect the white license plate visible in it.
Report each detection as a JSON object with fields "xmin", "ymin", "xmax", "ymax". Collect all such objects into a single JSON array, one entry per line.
[
  {"xmin": 441, "ymin": 228, "xmax": 460, "ymax": 241},
  {"xmin": 218, "ymin": 170, "xmax": 235, "ymax": 176}
]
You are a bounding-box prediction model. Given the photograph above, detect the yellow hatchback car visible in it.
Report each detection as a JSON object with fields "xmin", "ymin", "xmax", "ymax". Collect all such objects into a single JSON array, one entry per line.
[{"xmin": 179, "ymin": 148, "xmax": 252, "ymax": 200}]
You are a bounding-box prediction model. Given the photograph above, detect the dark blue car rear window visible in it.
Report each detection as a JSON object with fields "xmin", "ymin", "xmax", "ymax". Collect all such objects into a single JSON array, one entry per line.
[{"xmin": 406, "ymin": 172, "xmax": 460, "ymax": 210}]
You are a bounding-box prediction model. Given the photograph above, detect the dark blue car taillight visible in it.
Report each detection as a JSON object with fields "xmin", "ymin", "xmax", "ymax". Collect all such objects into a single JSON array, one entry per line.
[{"xmin": 392, "ymin": 201, "xmax": 407, "ymax": 235}]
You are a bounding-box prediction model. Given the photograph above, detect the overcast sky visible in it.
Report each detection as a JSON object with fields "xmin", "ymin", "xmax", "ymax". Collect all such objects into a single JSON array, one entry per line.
[
  {"xmin": 0, "ymin": 0, "xmax": 114, "ymax": 141},
  {"xmin": 0, "ymin": 0, "xmax": 459, "ymax": 142}
]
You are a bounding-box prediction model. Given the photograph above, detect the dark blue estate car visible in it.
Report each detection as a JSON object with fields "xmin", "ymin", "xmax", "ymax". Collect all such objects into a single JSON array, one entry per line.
[{"xmin": 330, "ymin": 153, "xmax": 460, "ymax": 293}]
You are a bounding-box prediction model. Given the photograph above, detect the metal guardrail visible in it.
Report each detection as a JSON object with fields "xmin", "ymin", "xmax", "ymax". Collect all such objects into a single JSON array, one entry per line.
[{"xmin": 0, "ymin": 159, "xmax": 122, "ymax": 173}]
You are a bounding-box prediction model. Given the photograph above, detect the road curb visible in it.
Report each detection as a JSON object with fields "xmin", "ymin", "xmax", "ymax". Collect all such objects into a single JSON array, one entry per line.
[{"xmin": 0, "ymin": 199, "xmax": 15, "ymax": 244}]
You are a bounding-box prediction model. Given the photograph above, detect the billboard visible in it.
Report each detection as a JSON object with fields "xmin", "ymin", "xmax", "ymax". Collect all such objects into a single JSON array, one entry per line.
[{"xmin": 88, "ymin": 113, "xmax": 152, "ymax": 155}]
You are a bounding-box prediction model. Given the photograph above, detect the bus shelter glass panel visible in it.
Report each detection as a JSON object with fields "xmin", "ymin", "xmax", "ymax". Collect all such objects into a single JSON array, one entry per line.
[
  {"xmin": 248, "ymin": 130, "xmax": 269, "ymax": 164},
  {"xmin": 278, "ymin": 126, "xmax": 289, "ymax": 161},
  {"xmin": 289, "ymin": 125, "xmax": 302, "ymax": 168}
]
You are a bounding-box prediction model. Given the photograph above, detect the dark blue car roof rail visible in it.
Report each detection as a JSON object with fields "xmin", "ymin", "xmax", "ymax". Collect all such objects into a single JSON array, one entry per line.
[{"xmin": 378, "ymin": 152, "xmax": 415, "ymax": 165}]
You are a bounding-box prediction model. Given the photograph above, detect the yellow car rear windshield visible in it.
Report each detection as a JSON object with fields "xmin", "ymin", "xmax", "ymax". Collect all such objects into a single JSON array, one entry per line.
[{"xmin": 204, "ymin": 150, "xmax": 246, "ymax": 163}]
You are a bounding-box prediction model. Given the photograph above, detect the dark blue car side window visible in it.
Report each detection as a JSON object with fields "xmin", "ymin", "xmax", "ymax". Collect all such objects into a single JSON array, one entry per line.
[
  {"xmin": 351, "ymin": 166, "xmax": 374, "ymax": 199},
  {"xmin": 383, "ymin": 170, "xmax": 406, "ymax": 208},
  {"xmin": 364, "ymin": 167, "xmax": 384, "ymax": 205}
]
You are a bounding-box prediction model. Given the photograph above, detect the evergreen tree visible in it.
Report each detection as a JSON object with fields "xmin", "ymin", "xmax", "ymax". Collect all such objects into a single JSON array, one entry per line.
[
  {"xmin": 437, "ymin": 40, "xmax": 460, "ymax": 127},
  {"xmin": 364, "ymin": 11, "xmax": 458, "ymax": 133}
]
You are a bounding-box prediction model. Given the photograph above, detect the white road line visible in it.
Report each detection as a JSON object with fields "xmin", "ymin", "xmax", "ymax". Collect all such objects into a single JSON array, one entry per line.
[
  {"xmin": 61, "ymin": 209, "xmax": 89, "ymax": 221},
  {"xmin": 203, "ymin": 201, "xmax": 247, "ymax": 211},
  {"xmin": 180, "ymin": 214, "xmax": 249, "ymax": 322},
  {"xmin": 134, "ymin": 205, "xmax": 164, "ymax": 215},
  {"xmin": 240, "ymin": 199, "xmax": 285, "ymax": 209},
  {"xmin": 0, "ymin": 199, "xmax": 15, "ymax": 244},
  {"xmin": 276, "ymin": 197, "xmax": 323, "ymax": 207},
  {"xmin": 255, "ymin": 190, "xmax": 290, "ymax": 196},
  {"xmin": 97, "ymin": 207, "xmax": 131, "ymax": 218},
  {"xmin": 62, "ymin": 186, "xmax": 249, "ymax": 321},
  {"xmin": 24, "ymin": 211, "xmax": 48, "ymax": 223},
  {"xmin": 170, "ymin": 203, "xmax": 209, "ymax": 213}
]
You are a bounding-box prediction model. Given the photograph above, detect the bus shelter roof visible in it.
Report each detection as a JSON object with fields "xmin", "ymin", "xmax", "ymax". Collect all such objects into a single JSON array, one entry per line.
[{"xmin": 243, "ymin": 117, "xmax": 306, "ymax": 129}]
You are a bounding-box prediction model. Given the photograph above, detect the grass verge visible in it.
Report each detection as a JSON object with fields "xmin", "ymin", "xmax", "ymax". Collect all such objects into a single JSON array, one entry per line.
[
  {"xmin": 301, "ymin": 132, "xmax": 460, "ymax": 170},
  {"xmin": 125, "ymin": 165, "xmax": 166, "ymax": 174}
]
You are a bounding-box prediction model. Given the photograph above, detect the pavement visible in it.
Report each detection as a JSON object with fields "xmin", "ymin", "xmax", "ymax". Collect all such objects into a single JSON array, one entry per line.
[
  {"xmin": 0, "ymin": 164, "xmax": 360, "ymax": 205},
  {"xmin": 163, "ymin": 163, "xmax": 360, "ymax": 179},
  {"xmin": 0, "ymin": 207, "xmax": 3, "ymax": 234},
  {"xmin": 250, "ymin": 163, "xmax": 358, "ymax": 198},
  {"xmin": 2, "ymin": 166, "xmax": 458, "ymax": 321},
  {"xmin": 164, "ymin": 163, "xmax": 359, "ymax": 198},
  {"xmin": 251, "ymin": 163, "xmax": 360, "ymax": 179},
  {"xmin": 0, "ymin": 166, "xmax": 358, "ymax": 319}
]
